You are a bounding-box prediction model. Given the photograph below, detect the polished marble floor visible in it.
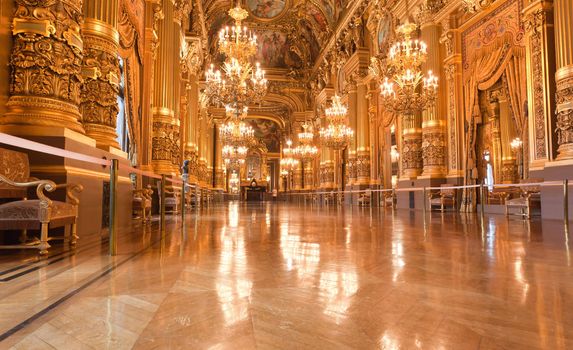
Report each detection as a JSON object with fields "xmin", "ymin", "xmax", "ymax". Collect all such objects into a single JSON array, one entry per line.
[{"xmin": 0, "ymin": 202, "xmax": 572, "ymax": 349}]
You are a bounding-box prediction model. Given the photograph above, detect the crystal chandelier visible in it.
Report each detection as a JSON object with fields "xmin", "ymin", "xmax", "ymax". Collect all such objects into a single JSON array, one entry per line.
[
  {"xmin": 375, "ymin": 22, "xmax": 438, "ymax": 120},
  {"xmin": 219, "ymin": 105, "xmax": 255, "ymax": 147},
  {"xmin": 280, "ymin": 139, "xmax": 299, "ymax": 172},
  {"xmin": 319, "ymin": 95, "xmax": 354, "ymax": 150},
  {"xmin": 204, "ymin": 3, "xmax": 267, "ymax": 108},
  {"xmin": 223, "ymin": 144, "xmax": 249, "ymax": 170},
  {"xmin": 293, "ymin": 122, "xmax": 319, "ymax": 161}
]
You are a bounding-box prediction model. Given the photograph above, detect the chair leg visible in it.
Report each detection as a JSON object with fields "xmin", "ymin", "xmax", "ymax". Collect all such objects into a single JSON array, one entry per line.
[
  {"xmin": 38, "ymin": 222, "xmax": 50, "ymax": 255},
  {"xmin": 70, "ymin": 223, "xmax": 78, "ymax": 246}
]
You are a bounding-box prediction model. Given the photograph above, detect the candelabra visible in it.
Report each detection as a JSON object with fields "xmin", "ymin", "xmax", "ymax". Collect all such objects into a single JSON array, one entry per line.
[
  {"xmin": 204, "ymin": 4, "xmax": 267, "ymax": 108},
  {"xmin": 373, "ymin": 22, "xmax": 438, "ymax": 121}
]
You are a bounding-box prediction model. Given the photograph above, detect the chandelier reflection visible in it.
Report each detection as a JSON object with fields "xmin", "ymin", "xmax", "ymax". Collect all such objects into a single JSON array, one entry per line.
[
  {"xmin": 319, "ymin": 95, "xmax": 354, "ymax": 150},
  {"xmin": 293, "ymin": 122, "xmax": 319, "ymax": 161},
  {"xmin": 205, "ymin": 4, "xmax": 267, "ymax": 108},
  {"xmin": 372, "ymin": 22, "xmax": 438, "ymax": 121}
]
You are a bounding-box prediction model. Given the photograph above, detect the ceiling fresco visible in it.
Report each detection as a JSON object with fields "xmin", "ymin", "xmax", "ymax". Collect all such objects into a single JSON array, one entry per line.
[
  {"xmin": 246, "ymin": 118, "xmax": 283, "ymax": 153},
  {"xmin": 197, "ymin": 0, "xmax": 354, "ymax": 154}
]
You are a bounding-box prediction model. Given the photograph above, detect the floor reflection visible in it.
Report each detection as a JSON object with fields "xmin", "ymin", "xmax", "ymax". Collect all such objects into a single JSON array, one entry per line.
[{"xmin": 2, "ymin": 203, "xmax": 573, "ymax": 349}]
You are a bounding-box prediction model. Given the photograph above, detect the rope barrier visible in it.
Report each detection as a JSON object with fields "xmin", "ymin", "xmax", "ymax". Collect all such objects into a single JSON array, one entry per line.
[{"xmin": 0, "ymin": 133, "xmax": 111, "ymax": 166}]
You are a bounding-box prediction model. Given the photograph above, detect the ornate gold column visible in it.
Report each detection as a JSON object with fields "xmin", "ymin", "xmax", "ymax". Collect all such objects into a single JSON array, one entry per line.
[
  {"xmin": 355, "ymin": 75, "xmax": 371, "ymax": 185},
  {"xmin": 151, "ymin": 0, "xmax": 183, "ymax": 174},
  {"xmin": 80, "ymin": 0, "xmax": 121, "ymax": 150},
  {"xmin": 180, "ymin": 37, "xmax": 202, "ymax": 183},
  {"xmin": 421, "ymin": 19, "xmax": 447, "ymax": 177},
  {"xmin": 523, "ymin": 1, "xmax": 557, "ymax": 167},
  {"xmin": 345, "ymin": 78, "xmax": 358, "ymax": 187},
  {"xmin": 401, "ymin": 114, "xmax": 423, "ymax": 179},
  {"xmin": 553, "ymin": 0, "xmax": 573, "ymax": 160},
  {"xmin": 441, "ymin": 19, "xmax": 464, "ymax": 180},
  {"xmin": 303, "ymin": 160, "xmax": 313, "ymax": 190},
  {"xmin": 214, "ymin": 123, "xmax": 225, "ymax": 190},
  {"xmin": 141, "ymin": 1, "xmax": 162, "ymax": 171},
  {"xmin": 293, "ymin": 166, "xmax": 303, "ymax": 190},
  {"xmin": 2, "ymin": 0, "xmax": 85, "ymax": 133}
]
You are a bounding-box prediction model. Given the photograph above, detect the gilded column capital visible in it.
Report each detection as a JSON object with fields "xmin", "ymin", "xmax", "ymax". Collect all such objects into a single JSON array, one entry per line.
[
  {"xmin": 2, "ymin": 0, "xmax": 85, "ymax": 133},
  {"xmin": 174, "ymin": 0, "xmax": 192, "ymax": 25}
]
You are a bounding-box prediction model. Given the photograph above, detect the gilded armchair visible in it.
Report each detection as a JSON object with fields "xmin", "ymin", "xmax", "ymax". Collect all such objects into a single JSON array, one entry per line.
[
  {"xmin": 428, "ymin": 184, "xmax": 456, "ymax": 211},
  {"xmin": 0, "ymin": 147, "xmax": 83, "ymax": 255},
  {"xmin": 133, "ymin": 185, "xmax": 153, "ymax": 222}
]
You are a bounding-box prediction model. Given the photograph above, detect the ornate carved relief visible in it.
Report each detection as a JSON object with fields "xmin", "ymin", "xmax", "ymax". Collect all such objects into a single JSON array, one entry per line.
[
  {"xmin": 80, "ymin": 32, "xmax": 121, "ymax": 148},
  {"xmin": 556, "ymin": 75, "xmax": 573, "ymax": 157},
  {"xmin": 320, "ymin": 163, "xmax": 335, "ymax": 187},
  {"xmin": 422, "ymin": 131, "xmax": 446, "ymax": 167},
  {"xmin": 524, "ymin": 9, "xmax": 549, "ymax": 159},
  {"xmin": 152, "ymin": 121, "xmax": 181, "ymax": 167},
  {"xmin": 402, "ymin": 137, "xmax": 423, "ymax": 177},
  {"xmin": 445, "ymin": 64, "xmax": 458, "ymax": 170},
  {"xmin": 180, "ymin": 39, "xmax": 203, "ymax": 77},
  {"xmin": 356, "ymin": 152, "xmax": 370, "ymax": 180},
  {"xmin": 4, "ymin": 0, "xmax": 84, "ymax": 132}
]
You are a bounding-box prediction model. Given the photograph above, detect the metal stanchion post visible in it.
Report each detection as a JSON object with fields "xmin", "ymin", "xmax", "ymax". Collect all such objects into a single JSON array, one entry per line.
[
  {"xmin": 480, "ymin": 183, "xmax": 485, "ymax": 219},
  {"xmin": 160, "ymin": 175, "xmax": 166, "ymax": 233},
  {"xmin": 422, "ymin": 187, "xmax": 427, "ymax": 216},
  {"xmin": 422, "ymin": 187, "xmax": 427, "ymax": 230},
  {"xmin": 108, "ymin": 159, "xmax": 119, "ymax": 256},
  {"xmin": 564, "ymin": 179, "xmax": 569, "ymax": 232},
  {"xmin": 181, "ymin": 179, "xmax": 186, "ymax": 223}
]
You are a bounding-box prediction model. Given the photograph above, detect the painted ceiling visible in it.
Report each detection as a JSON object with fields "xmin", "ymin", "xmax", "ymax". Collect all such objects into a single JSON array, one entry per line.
[{"xmin": 195, "ymin": 0, "xmax": 351, "ymax": 71}]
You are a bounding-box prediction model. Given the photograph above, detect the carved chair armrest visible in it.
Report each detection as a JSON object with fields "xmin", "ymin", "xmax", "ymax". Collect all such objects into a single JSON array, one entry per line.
[
  {"xmin": 0, "ymin": 173, "xmax": 56, "ymax": 206},
  {"xmin": 55, "ymin": 183, "xmax": 84, "ymax": 206},
  {"xmin": 427, "ymin": 192, "xmax": 441, "ymax": 199}
]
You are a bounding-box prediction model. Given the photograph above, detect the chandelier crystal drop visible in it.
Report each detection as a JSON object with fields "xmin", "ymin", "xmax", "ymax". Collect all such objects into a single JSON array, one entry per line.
[
  {"xmin": 204, "ymin": 3, "xmax": 267, "ymax": 108},
  {"xmin": 375, "ymin": 22, "xmax": 438, "ymax": 120},
  {"xmin": 320, "ymin": 95, "xmax": 354, "ymax": 150}
]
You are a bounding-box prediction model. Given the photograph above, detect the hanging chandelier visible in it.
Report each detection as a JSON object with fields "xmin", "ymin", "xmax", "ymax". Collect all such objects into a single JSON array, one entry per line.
[
  {"xmin": 293, "ymin": 122, "xmax": 319, "ymax": 161},
  {"xmin": 375, "ymin": 22, "xmax": 438, "ymax": 120},
  {"xmin": 219, "ymin": 105, "xmax": 255, "ymax": 147},
  {"xmin": 319, "ymin": 95, "xmax": 354, "ymax": 150},
  {"xmin": 204, "ymin": 3, "xmax": 267, "ymax": 108},
  {"xmin": 223, "ymin": 144, "xmax": 249, "ymax": 170},
  {"xmin": 280, "ymin": 139, "xmax": 299, "ymax": 172}
]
